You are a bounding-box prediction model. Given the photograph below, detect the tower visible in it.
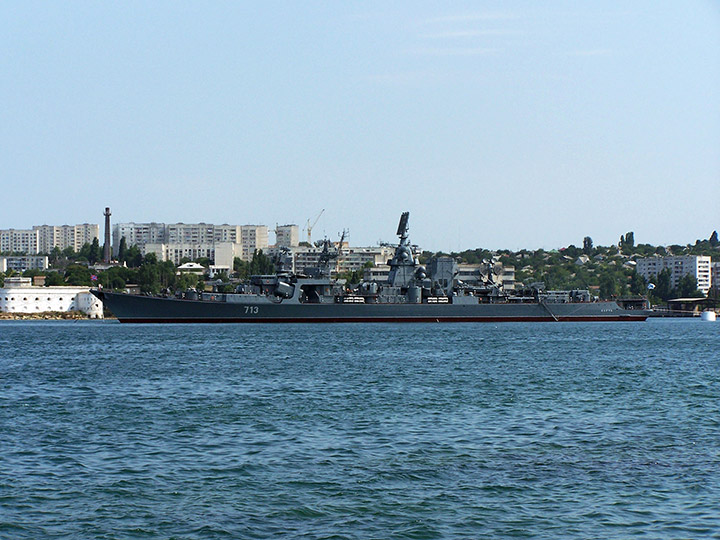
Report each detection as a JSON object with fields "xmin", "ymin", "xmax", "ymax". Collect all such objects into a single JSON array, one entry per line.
[{"xmin": 103, "ymin": 207, "xmax": 112, "ymax": 263}]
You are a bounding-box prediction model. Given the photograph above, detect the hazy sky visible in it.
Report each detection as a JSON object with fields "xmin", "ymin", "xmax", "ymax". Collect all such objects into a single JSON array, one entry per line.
[{"xmin": 1, "ymin": 1, "xmax": 718, "ymax": 252}]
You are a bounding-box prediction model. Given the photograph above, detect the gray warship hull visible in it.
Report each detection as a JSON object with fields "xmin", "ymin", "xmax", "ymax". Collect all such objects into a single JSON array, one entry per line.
[{"xmin": 92, "ymin": 290, "xmax": 648, "ymax": 323}]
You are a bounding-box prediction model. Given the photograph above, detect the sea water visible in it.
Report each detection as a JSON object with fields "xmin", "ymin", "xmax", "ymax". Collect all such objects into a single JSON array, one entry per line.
[{"xmin": 1, "ymin": 319, "xmax": 718, "ymax": 539}]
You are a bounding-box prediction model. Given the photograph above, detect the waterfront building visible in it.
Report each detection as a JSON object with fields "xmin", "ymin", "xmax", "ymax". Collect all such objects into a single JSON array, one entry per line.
[
  {"xmin": 0, "ymin": 255, "xmax": 49, "ymax": 273},
  {"xmin": 636, "ymin": 255, "xmax": 712, "ymax": 294},
  {"xmin": 0, "ymin": 277, "xmax": 103, "ymax": 318}
]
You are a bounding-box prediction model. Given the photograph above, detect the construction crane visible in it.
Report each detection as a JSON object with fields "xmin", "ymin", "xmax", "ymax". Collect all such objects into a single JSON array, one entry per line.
[{"xmin": 303, "ymin": 209, "xmax": 324, "ymax": 244}]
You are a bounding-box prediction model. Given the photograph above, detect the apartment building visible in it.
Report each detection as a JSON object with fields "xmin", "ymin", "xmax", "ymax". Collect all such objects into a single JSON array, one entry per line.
[
  {"xmin": 275, "ymin": 224, "xmax": 300, "ymax": 248},
  {"xmin": 0, "ymin": 229, "xmax": 39, "ymax": 254},
  {"xmin": 34, "ymin": 224, "xmax": 99, "ymax": 253},
  {"xmin": 112, "ymin": 222, "xmax": 167, "ymax": 255},
  {"xmin": 636, "ymin": 255, "xmax": 712, "ymax": 294},
  {"xmin": 113, "ymin": 222, "xmax": 269, "ymax": 264},
  {"xmin": 0, "ymin": 255, "xmax": 49, "ymax": 273},
  {"xmin": 711, "ymin": 262, "xmax": 720, "ymax": 291}
]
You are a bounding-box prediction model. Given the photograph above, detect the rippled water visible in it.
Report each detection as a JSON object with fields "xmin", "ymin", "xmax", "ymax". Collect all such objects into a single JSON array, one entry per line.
[{"xmin": 1, "ymin": 319, "xmax": 718, "ymax": 539}]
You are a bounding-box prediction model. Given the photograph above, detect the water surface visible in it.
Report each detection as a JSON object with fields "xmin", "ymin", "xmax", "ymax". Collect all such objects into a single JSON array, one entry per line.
[{"xmin": 1, "ymin": 319, "xmax": 718, "ymax": 538}]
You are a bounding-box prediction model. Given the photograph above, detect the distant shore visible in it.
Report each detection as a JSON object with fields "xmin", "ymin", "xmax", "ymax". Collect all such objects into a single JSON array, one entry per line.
[{"xmin": 0, "ymin": 311, "xmax": 111, "ymax": 320}]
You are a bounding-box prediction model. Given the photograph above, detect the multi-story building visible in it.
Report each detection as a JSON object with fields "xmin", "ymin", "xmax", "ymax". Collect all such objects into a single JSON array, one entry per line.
[
  {"xmin": 636, "ymin": 255, "xmax": 712, "ymax": 294},
  {"xmin": 143, "ymin": 242, "xmax": 218, "ymax": 265},
  {"xmin": 113, "ymin": 222, "xmax": 167, "ymax": 255},
  {"xmin": 113, "ymin": 222, "xmax": 269, "ymax": 264},
  {"xmin": 0, "ymin": 255, "xmax": 49, "ymax": 273},
  {"xmin": 711, "ymin": 261, "xmax": 720, "ymax": 291},
  {"xmin": 240, "ymin": 225, "xmax": 269, "ymax": 261},
  {"xmin": 0, "ymin": 229, "xmax": 40, "ymax": 254},
  {"xmin": 34, "ymin": 224, "xmax": 99, "ymax": 253},
  {"xmin": 274, "ymin": 224, "xmax": 300, "ymax": 248}
]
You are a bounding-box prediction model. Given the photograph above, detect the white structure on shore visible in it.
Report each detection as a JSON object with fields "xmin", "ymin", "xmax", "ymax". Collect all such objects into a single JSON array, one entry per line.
[
  {"xmin": 636, "ymin": 255, "xmax": 712, "ymax": 294},
  {"xmin": 0, "ymin": 277, "xmax": 103, "ymax": 318}
]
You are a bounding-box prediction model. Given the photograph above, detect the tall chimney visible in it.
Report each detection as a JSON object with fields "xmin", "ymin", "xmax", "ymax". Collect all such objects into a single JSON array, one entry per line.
[{"xmin": 103, "ymin": 207, "xmax": 112, "ymax": 263}]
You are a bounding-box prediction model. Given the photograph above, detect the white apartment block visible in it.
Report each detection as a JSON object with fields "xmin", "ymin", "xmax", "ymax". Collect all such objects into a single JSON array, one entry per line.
[
  {"xmin": 240, "ymin": 225, "xmax": 269, "ymax": 261},
  {"xmin": 166, "ymin": 223, "xmax": 216, "ymax": 244},
  {"xmin": 0, "ymin": 229, "xmax": 40, "ymax": 254},
  {"xmin": 1, "ymin": 255, "xmax": 49, "ymax": 273},
  {"xmin": 275, "ymin": 224, "xmax": 300, "ymax": 248},
  {"xmin": 34, "ymin": 224, "xmax": 99, "ymax": 253},
  {"xmin": 113, "ymin": 222, "xmax": 268, "ymax": 264},
  {"xmin": 636, "ymin": 255, "xmax": 712, "ymax": 294},
  {"xmin": 113, "ymin": 222, "xmax": 167, "ymax": 255},
  {"xmin": 143, "ymin": 242, "xmax": 218, "ymax": 265}
]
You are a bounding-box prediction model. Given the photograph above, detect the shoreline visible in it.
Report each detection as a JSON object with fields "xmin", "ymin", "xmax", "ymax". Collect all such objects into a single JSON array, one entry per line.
[{"xmin": 0, "ymin": 311, "xmax": 113, "ymax": 320}]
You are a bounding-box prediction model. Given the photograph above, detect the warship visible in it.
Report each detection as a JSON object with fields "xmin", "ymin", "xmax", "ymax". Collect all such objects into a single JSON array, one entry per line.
[{"xmin": 92, "ymin": 213, "xmax": 649, "ymax": 323}]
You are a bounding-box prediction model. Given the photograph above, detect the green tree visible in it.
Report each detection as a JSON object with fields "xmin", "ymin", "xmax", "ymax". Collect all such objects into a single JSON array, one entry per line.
[
  {"xmin": 249, "ymin": 250, "xmax": 275, "ymax": 275},
  {"xmin": 653, "ymin": 268, "xmax": 673, "ymax": 302},
  {"xmin": 136, "ymin": 260, "xmax": 161, "ymax": 294},
  {"xmin": 599, "ymin": 274, "xmax": 616, "ymax": 299},
  {"xmin": 44, "ymin": 272, "xmax": 65, "ymax": 286},
  {"xmin": 124, "ymin": 245, "xmax": 143, "ymax": 267},
  {"xmin": 676, "ymin": 275, "xmax": 701, "ymax": 298},
  {"xmin": 65, "ymin": 264, "xmax": 92, "ymax": 286},
  {"xmin": 49, "ymin": 246, "xmax": 63, "ymax": 266},
  {"xmin": 88, "ymin": 238, "xmax": 101, "ymax": 264},
  {"xmin": 234, "ymin": 257, "xmax": 250, "ymax": 280},
  {"xmin": 118, "ymin": 237, "xmax": 128, "ymax": 262},
  {"xmin": 176, "ymin": 272, "xmax": 199, "ymax": 290},
  {"xmin": 629, "ymin": 271, "xmax": 646, "ymax": 296},
  {"xmin": 710, "ymin": 230, "xmax": 719, "ymax": 247},
  {"xmin": 625, "ymin": 232, "xmax": 634, "ymax": 248},
  {"xmin": 583, "ymin": 236, "xmax": 593, "ymax": 255}
]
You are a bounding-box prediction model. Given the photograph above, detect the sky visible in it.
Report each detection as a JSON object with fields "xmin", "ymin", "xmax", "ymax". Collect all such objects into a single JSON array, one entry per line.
[{"xmin": 1, "ymin": 1, "xmax": 719, "ymax": 252}]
